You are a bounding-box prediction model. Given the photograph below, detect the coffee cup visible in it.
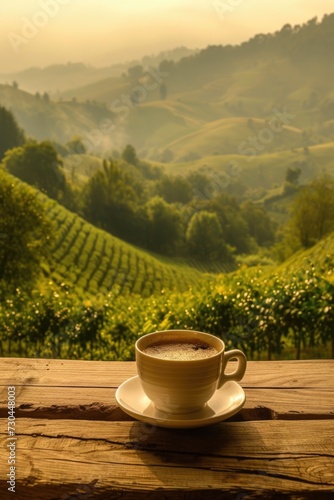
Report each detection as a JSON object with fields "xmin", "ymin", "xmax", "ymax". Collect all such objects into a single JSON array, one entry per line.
[{"xmin": 135, "ymin": 329, "xmax": 247, "ymax": 414}]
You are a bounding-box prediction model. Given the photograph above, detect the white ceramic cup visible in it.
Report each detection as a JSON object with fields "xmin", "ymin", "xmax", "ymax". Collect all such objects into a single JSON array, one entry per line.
[{"xmin": 135, "ymin": 329, "xmax": 247, "ymax": 414}]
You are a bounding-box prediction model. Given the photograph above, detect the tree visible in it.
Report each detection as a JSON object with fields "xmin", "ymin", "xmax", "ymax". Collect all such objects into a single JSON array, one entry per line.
[
  {"xmin": 285, "ymin": 166, "xmax": 301, "ymax": 186},
  {"xmin": 3, "ymin": 141, "xmax": 66, "ymax": 200},
  {"xmin": 66, "ymin": 137, "xmax": 87, "ymax": 155},
  {"xmin": 186, "ymin": 211, "xmax": 232, "ymax": 261},
  {"xmin": 0, "ymin": 170, "xmax": 53, "ymax": 291},
  {"xmin": 0, "ymin": 106, "xmax": 25, "ymax": 161},
  {"xmin": 145, "ymin": 196, "xmax": 183, "ymax": 254},
  {"xmin": 155, "ymin": 174, "xmax": 192, "ymax": 204},
  {"xmin": 82, "ymin": 160, "xmax": 142, "ymax": 244},
  {"xmin": 288, "ymin": 176, "xmax": 334, "ymax": 248},
  {"xmin": 127, "ymin": 65, "xmax": 144, "ymax": 82},
  {"xmin": 209, "ymin": 194, "xmax": 254, "ymax": 254},
  {"xmin": 122, "ymin": 144, "xmax": 138, "ymax": 166},
  {"xmin": 240, "ymin": 201, "xmax": 276, "ymax": 247}
]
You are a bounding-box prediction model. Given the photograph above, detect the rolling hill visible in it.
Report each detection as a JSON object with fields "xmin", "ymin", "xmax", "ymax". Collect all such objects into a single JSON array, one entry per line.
[
  {"xmin": 280, "ymin": 231, "xmax": 334, "ymax": 282},
  {"xmin": 161, "ymin": 142, "xmax": 334, "ymax": 192},
  {"xmin": 0, "ymin": 84, "xmax": 115, "ymax": 146},
  {"xmin": 42, "ymin": 196, "xmax": 214, "ymax": 297},
  {"xmin": 163, "ymin": 117, "xmax": 303, "ymax": 160},
  {"xmin": 1, "ymin": 169, "xmax": 219, "ymax": 298},
  {"xmin": 1, "ymin": 15, "xmax": 334, "ymax": 197},
  {"xmin": 0, "ymin": 49, "xmax": 197, "ymax": 95}
]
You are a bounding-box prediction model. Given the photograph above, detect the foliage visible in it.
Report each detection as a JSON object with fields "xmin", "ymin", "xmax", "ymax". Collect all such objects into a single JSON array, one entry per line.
[
  {"xmin": 0, "ymin": 105, "xmax": 25, "ymax": 161},
  {"xmin": 240, "ymin": 201, "xmax": 276, "ymax": 247},
  {"xmin": 287, "ymin": 176, "xmax": 334, "ymax": 248},
  {"xmin": 82, "ymin": 159, "xmax": 141, "ymax": 243},
  {"xmin": 0, "ymin": 171, "xmax": 53, "ymax": 292},
  {"xmin": 186, "ymin": 211, "xmax": 233, "ymax": 262},
  {"xmin": 0, "ymin": 262, "xmax": 332, "ymax": 361},
  {"xmin": 145, "ymin": 196, "xmax": 183, "ymax": 254},
  {"xmin": 78, "ymin": 155, "xmax": 264, "ymax": 260},
  {"xmin": 66, "ymin": 137, "xmax": 87, "ymax": 155},
  {"xmin": 122, "ymin": 144, "xmax": 138, "ymax": 166},
  {"xmin": 285, "ymin": 166, "xmax": 301, "ymax": 186},
  {"xmin": 155, "ymin": 174, "xmax": 192, "ymax": 204},
  {"xmin": 3, "ymin": 141, "xmax": 66, "ymax": 200},
  {"xmin": 46, "ymin": 196, "xmax": 205, "ymax": 297}
]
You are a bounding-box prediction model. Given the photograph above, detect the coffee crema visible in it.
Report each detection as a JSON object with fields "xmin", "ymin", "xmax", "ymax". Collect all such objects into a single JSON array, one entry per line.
[{"xmin": 142, "ymin": 340, "xmax": 218, "ymax": 360}]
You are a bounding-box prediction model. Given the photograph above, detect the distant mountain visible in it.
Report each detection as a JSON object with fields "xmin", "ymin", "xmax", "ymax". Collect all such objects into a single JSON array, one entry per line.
[
  {"xmin": 0, "ymin": 63, "xmax": 125, "ymax": 95},
  {"xmin": 2, "ymin": 15, "xmax": 334, "ymax": 182},
  {"xmin": 57, "ymin": 14, "xmax": 334, "ymax": 161},
  {"xmin": 0, "ymin": 84, "xmax": 116, "ymax": 147},
  {"xmin": 0, "ymin": 47, "xmax": 197, "ymax": 95}
]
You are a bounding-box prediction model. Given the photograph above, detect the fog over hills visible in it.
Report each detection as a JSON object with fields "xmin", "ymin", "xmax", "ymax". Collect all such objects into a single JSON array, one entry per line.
[{"xmin": 1, "ymin": 15, "xmax": 334, "ymax": 167}]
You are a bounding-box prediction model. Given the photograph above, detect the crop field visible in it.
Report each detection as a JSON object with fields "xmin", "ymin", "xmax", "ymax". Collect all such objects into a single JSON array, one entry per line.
[{"xmin": 46, "ymin": 200, "xmax": 209, "ymax": 297}]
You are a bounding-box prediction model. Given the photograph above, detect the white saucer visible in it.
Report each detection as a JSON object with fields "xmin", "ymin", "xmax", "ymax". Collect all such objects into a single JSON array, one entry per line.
[{"xmin": 115, "ymin": 376, "xmax": 246, "ymax": 429}]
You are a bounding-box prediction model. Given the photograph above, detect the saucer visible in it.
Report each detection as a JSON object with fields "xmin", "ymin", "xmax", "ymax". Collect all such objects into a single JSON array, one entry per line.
[{"xmin": 115, "ymin": 376, "xmax": 245, "ymax": 429}]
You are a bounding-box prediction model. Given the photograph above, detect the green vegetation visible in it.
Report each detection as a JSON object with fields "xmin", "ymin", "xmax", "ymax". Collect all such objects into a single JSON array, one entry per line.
[
  {"xmin": 69, "ymin": 153, "xmax": 273, "ymax": 261},
  {"xmin": 1, "ymin": 16, "xmax": 334, "ymax": 362},
  {"xmin": 3, "ymin": 141, "xmax": 66, "ymax": 200},
  {"xmin": 0, "ymin": 84, "xmax": 115, "ymax": 146},
  {"xmin": 0, "ymin": 169, "xmax": 332, "ymax": 362},
  {"xmin": 1, "ymin": 236, "xmax": 332, "ymax": 360},
  {"xmin": 0, "ymin": 106, "xmax": 24, "ymax": 160},
  {"xmin": 3, "ymin": 16, "xmax": 334, "ymax": 166},
  {"xmin": 47, "ymin": 196, "xmax": 206, "ymax": 297},
  {"xmin": 0, "ymin": 171, "xmax": 52, "ymax": 292}
]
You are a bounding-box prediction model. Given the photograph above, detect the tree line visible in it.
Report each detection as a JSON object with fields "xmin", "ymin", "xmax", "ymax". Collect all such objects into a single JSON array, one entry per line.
[
  {"xmin": 2, "ymin": 137, "xmax": 277, "ymax": 265},
  {"xmin": 1, "ymin": 105, "xmax": 334, "ymax": 294}
]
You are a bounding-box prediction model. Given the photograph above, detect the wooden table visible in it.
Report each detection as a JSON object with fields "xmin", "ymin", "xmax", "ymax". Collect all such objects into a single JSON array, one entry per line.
[{"xmin": 0, "ymin": 358, "xmax": 333, "ymax": 499}]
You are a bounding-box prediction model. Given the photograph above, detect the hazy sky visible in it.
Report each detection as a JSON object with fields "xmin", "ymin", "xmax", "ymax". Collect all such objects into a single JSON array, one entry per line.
[{"xmin": 1, "ymin": 0, "xmax": 332, "ymax": 73}]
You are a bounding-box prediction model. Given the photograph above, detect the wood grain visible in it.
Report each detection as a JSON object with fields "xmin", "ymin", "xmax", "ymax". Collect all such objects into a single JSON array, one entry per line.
[
  {"xmin": 1, "ymin": 359, "xmax": 333, "ymax": 499},
  {"xmin": 0, "ymin": 359, "xmax": 333, "ymax": 388},
  {"xmin": 0, "ymin": 419, "xmax": 333, "ymax": 499},
  {"xmin": 0, "ymin": 386, "xmax": 333, "ymax": 421}
]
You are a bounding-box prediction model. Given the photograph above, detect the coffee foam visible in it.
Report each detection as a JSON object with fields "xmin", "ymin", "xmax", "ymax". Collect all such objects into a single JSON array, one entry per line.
[{"xmin": 142, "ymin": 340, "xmax": 218, "ymax": 360}]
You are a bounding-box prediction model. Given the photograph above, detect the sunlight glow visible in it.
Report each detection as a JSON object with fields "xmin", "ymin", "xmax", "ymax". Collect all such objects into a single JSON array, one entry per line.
[{"xmin": 0, "ymin": 0, "xmax": 332, "ymax": 72}]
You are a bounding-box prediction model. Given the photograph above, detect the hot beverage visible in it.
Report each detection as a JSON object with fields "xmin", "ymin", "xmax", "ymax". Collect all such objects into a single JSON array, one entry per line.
[
  {"xmin": 143, "ymin": 340, "xmax": 218, "ymax": 360},
  {"xmin": 136, "ymin": 329, "xmax": 247, "ymax": 414}
]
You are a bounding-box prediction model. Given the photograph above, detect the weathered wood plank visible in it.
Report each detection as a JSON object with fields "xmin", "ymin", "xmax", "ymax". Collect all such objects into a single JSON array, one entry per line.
[
  {"xmin": 0, "ymin": 419, "xmax": 333, "ymax": 499},
  {"xmin": 0, "ymin": 386, "xmax": 333, "ymax": 421},
  {"xmin": 0, "ymin": 359, "xmax": 333, "ymax": 388}
]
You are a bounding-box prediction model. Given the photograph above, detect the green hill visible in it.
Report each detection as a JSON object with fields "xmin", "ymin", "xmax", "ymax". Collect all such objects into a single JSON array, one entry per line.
[
  {"xmin": 1, "ymin": 170, "xmax": 332, "ymax": 361},
  {"xmin": 44, "ymin": 197, "xmax": 211, "ymax": 297},
  {"xmin": 2, "ymin": 15, "xmax": 334, "ymax": 194},
  {"xmin": 162, "ymin": 142, "xmax": 334, "ymax": 191},
  {"xmin": 280, "ymin": 232, "xmax": 334, "ymax": 282},
  {"xmin": 0, "ymin": 84, "xmax": 115, "ymax": 145},
  {"xmin": 164, "ymin": 117, "xmax": 303, "ymax": 160},
  {"xmin": 52, "ymin": 15, "xmax": 334, "ymax": 163}
]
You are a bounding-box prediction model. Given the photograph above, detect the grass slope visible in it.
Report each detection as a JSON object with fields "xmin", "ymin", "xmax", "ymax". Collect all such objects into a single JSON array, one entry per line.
[
  {"xmin": 164, "ymin": 117, "xmax": 303, "ymax": 159},
  {"xmin": 0, "ymin": 84, "xmax": 113, "ymax": 145},
  {"xmin": 279, "ymin": 232, "xmax": 334, "ymax": 282},
  {"xmin": 45, "ymin": 198, "xmax": 211, "ymax": 297},
  {"xmin": 162, "ymin": 142, "xmax": 334, "ymax": 191}
]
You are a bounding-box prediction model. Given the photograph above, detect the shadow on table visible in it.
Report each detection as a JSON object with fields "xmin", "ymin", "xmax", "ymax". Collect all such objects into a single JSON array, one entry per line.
[
  {"xmin": 127, "ymin": 419, "xmax": 271, "ymax": 498},
  {"xmin": 128, "ymin": 417, "xmax": 244, "ymax": 466}
]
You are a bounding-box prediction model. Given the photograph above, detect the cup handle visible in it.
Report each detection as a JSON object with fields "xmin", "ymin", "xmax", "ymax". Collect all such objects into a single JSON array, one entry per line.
[{"xmin": 217, "ymin": 349, "xmax": 247, "ymax": 389}]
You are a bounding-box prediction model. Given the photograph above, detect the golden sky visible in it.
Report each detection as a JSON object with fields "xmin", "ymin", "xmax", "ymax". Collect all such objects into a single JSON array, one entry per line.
[{"xmin": 0, "ymin": 0, "xmax": 332, "ymax": 72}]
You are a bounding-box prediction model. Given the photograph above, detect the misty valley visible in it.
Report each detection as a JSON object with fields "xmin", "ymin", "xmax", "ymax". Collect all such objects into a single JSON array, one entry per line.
[{"xmin": 0, "ymin": 14, "xmax": 333, "ymax": 361}]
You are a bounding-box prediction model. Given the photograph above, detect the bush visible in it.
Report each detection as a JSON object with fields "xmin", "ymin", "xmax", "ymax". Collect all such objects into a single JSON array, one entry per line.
[{"xmin": 0, "ymin": 265, "xmax": 332, "ymax": 360}]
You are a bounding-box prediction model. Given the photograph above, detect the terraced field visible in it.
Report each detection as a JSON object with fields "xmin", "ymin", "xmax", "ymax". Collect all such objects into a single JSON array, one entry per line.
[
  {"xmin": 46, "ymin": 200, "xmax": 209, "ymax": 296},
  {"xmin": 281, "ymin": 232, "xmax": 334, "ymax": 282}
]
